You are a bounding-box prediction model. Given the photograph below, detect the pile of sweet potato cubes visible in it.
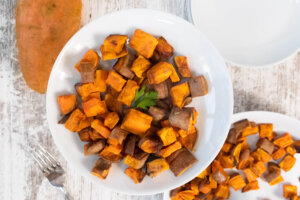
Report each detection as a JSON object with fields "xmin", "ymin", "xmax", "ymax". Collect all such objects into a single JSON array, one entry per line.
[
  {"xmin": 57, "ymin": 29, "xmax": 209, "ymax": 183},
  {"xmin": 170, "ymin": 119, "xmax": 300, "ymax": 200}
]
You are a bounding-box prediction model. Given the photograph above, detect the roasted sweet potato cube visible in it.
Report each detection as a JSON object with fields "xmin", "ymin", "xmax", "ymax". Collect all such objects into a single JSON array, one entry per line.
[
  {"xmin": 242, "ymin": 180, "xmax": 259, "ymax": 193},
  {"xmin": 78, "ymin": 127, "xmax": 92, "ymax": 142},
  {"xmin": 113, "ymin": 52, "xmax": 135, "ymax": 79},
  {"xmin": 257, "ymin": 138, "xmax": 275, "ymax": 154},
  {"xmin": 221, "ymin": 142, "xmax": 232, "ymax": 153},
  {"xmin": 104, "ymin": 112, "xmax": 119, "ymax": 129},
  {"xmin": 155, "ymin": 36, "xmax": 173, "ymax": 61},
  {"xmin": 283, "ymin": 185, "xmax": 297, "ymax": 198},
  {"xmin": 148, "ymin": 106, "xmax": 168, "ymax": 122},
  {"xmin": 161, "ymin": 141, "xmax": 182, "ymax": 158},
  {"xmin": 121, "ymin": 109, "xmax": 152, "ymax": 136},
  {"xmin": 286, "ymin": 146, "xmax": 296, "ymax": 155},
  {"xmin": 231, "ymin": 142, "xmax": 242, "ymax": 163},
  {"xmin": 81, "ymin": 91, "xmax": 101, "ymax": 102},
  {"xmin": 174, "ymin": 56, "xmax": 191, "ymax": 78},
  {"xmin": 91, "ymin": 157, "xmax": 111, "ymax": 179},
  {"xmin": 272, "ymin": 147, "xmax": 286, "ymax": 160},
  {"xmin": 226, "ymin": 128, "xmax": 239, "ymax": 144},
  {"xmin": 138, "ymin": 135, "xmax": 163, "ymax": 153},
  {"xmin": 169, "ymin": 64, "xmax": 180, "ymax": 83},
  {"xmin": 238, "ymin": 148, "xmax": 251, "ymax": 169},
  {"xmin": 153, "ymin": 79, "xmax": 171, "ymax": 99},
  {"xmin": 94, "ymin": 70, "xmax": 108, "ymax": 92},
  {"xmin": 84, "ymin": 140, "xmax": 106, "ymax": 156},
  {"xmin": 100, "ymin": 35, "xmax": 128, "ymax": 60},
  {"xmin": 279, "ymin": 155, "xmax": 296, "ymax": 172},
  {"xmin": 124, "ymin": 134, "xmax": 139, "ymax": 156},
  {"xmin": 80, "ymin": 62, "xmax": 95, "ymax": 83},
  {"xmin": 273, "ymin": 133, "xmax": 294, "ymax": 148},
  {"xmin": 147, "ymin": 61, "xmax": 172, "ymax": 84},
  {"xmin": 125, "ymin": 166, "xmax": 146, "ymax": 184},
  {"xmin": 254, "ymin": 148, "xmax": 272, "ymax": 162},
  {"xmin": 198, "ymin": 179, "xmax": 212, "ymax": 194},
  {"xmin": 215, "ymin": 184, "xmax": 230, "ymax": 199},
  {"xmin": 108, "ymin": 126, "xmax": 128, "ymax": 146},
  {"xmin": 219, "ymin": 154, "xmax": 235, "ymax": 168},
  {"xmin": 241, "ymin": 122, "xmax": 259, "ymax": 137},
  {"xmin": 179, "ymin": 131, "xmax": 197, "ymax": 151},
  {"xmin": 101, "ymin": 46, "xmax": 127, "ymax": 61},
  {"xmin": 106, "ymin": 71, "xmax": 127, "ymax": 92},
  {"xmin": 75, "ymin": 49, "xmax": 100, "ymax": 72},
  {"xmin": 188, "ymin": 76, "xmax": 208, "ymax": 97},
  {"xmin": 147, "ymin": 158, "xmax": 169, "ymax": 178},
  {"xmin": 129, "ymin": 29, "xmax": 158, "ymax": 58},
  {"xmin": 75, "ymin": 83, "xmax": 100, "ymax": 98},
  {"xmin": 244, "ymin": 168, "xmax": 258, "ymax": 182},
  {"xmin": 57, "ymin": 94, "xmax": 77, "ymax": 115},
  {"xmin": 268, "ymin": 162, "xmax": 281, "ymax": 173},
  {"xmin": 124, "ymin": 153, "xmax": 149, "ymax": 169},
  {"xmin": 259, "ymin": 124, "xmax": 273, "ymax": 140},
  {"xmin": 229, "ymin": 174, "xmax": 246, "ymax": 191},
  {"xmin": 117, "ymin": 80, "xmax": 139, "ymax": 106},
  {"xmin": 99, "ymin": 146, "xmax": 123, "ymax": 163},
  {"xmin": 157, "ymin": 127, "xmax": 177, "ymax": 146},
  {"xmin": 168, "ymin": 148, "xmax": 197, "ymax": 176},
  {"xmin": 82, "ymin": 98, "xmax": 108, "ymax": 117},
  {"xmin": 91, "ymin": 119, "xmax": 111, "ymax": 138},
  {"xmin": 234, "ymin": 119, "xmax": 250, "ymax": 133},
  {"xmin": 264, "ymin": 167, "xmax": 282, "ymax": 185},
  {"xmin": 169, "ymin": 107, "xmax": 196, "ymax": 131},
  {"xmin": 170, "ymin": 82, "xmax": 190, "ymax": 108},
  {"xmin": 104, "ymin": 93, "xmax": 122, "ymax": 113},
  {"xmin": 212, "ymin": 169, "xmax": 228, "ymax": 184},
  {"xmin": 65, "ymin": 109, "xmax": 86, "ymax": 132},
  {"xmin": 89, "ymin": 128, "xmax": 104, "ymax": 141},
  {"xmin": 251, "ymin": 161, "xmax": 266, "ymax": 177},
  {"xmin": 131, "ymin": 55, "xmax": 151, "ymax": 78}
]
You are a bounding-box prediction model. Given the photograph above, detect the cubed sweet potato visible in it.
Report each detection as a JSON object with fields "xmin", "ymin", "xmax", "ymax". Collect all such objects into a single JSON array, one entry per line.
[
  {"xmin": 82, "ymin": 98, "xmax": 108, "ymax": 117},
  {"xmin": 242, "ymin": 180, "xmax": 259, "ymax": 193},
  {"xmin": 231, "ymin": 142, "xmax": 242, "ymax": 163},
  {"xmin": 219, "ymin": 154, "xmax": 235, "ymax": 169},
  {"xmin": 104, "ymin": 112, "xmax": 119, "ymax": 129},
  {"xmin": 129, "ymin": 29, "xmax": 158, "ymax": 58},
  {"xmin": 283, "ymin": 185, "xmax": 297, "ymax": 199},
  {"xmin": 124, "ymin": 153, "xmax": 149, "ymax": 169},
  {"xmin": 89, "ymin": 128, "xmax": 104, "ymax": 141},
  {"xmin": 106, "ymin": 71, "xmax": 127, "ymax": 92},
  {"xmin": 138, "ymin": 134, "xmax": 163, "ymax": 153},
  {"xmin": 117, "ymin": 80, "xmax": 139, "ymax": 106},
  {"xmin": 286, "ymin": 146, "xmax": 296, "ymax": 155},
  {"xmin": 104, "ymin": 93, "xmax": 122, "ymax": 113},
  {"xmin": 107, "ymin": 126, "xmax": 128, "ymax": 146},
  {"xmin": 121, "ymin": 109, "xmax": 152, "ymax": 136},
  {"xmin": 147, "ymin": 158, "xmax": 169, "ymax": 177},
  {"xmin": 148, "ymin": 106, "xmax": 168, "ymax": 122},
  {"xmin": 241, "ymin": 122, "xmax": 259, "ymax": 137},
  {"xmin": 173, "ymin": 56, "xmax": 191, "ymax": 78},
  {"xmin": 81, "ymin": 91, "xmax": 101, "ymax": 102},
  {"xmin": 131, "ymin": 55, "xmax": 151, "ymax": 78},
  {"xmin": 99, "ymin": 145, "xmax": 123, "ymax": 163},
  {"xmin": 84, "ymin": 140, "xmax": 105, "ymax": 156},
  {"xmin": 251, "ymin": 161, "xmax": 266, "ymax": 177},
  {"xmin": 259, "ymin": 124, "xmax": 273, "ymax": 140},
  {"xmin": 125, "ymin": 166, "xmax": 146, "ymax": 184},
  {"xmin": 198, "ymin": 179, "xmax": 212, "ymax": 194},
  {"xmin": 212, "ymin": 169, "xmax": 228, "ymax": 184},
  {"xmin": 75, "ymin": 49, "xmax": 100, "ymax": 72},
  {"xmin": 91, "ymin": 119, "xmax": 111, "ymax": 138},
  {"xmin": 226, "ymin": 128, "xmax": 239, "ymax": 144},
  {"xmin": 215, "ymin": 184, "xmax": 230, "ymax": 199},
  {"xmin": 188, "ymin": 76, "xmax": 208, "ymax": 97},
  {"xmin": 78, "ymin": 127, "xmax": 92, "ymax": 142},
  {"xmin": 229, "ymin": 174, "xmax": 246, "ymax": 191},
  {"xmin": 153, "ymin": 79, "xmax": 171, "ymax": 99},
  {"xmin": 147, "ymin": 62, "xmax": 173, "ymax": 84},
  {"xmin": 221, "ymin": 143, "xmax": 232, "ymax": 153},
  {"xmin": 170, "ymin": 82, "xmax": 190, "ymax": 108},
  {"xmin": 161, "ymin": 141, "xmax": 182, "ymax": 158},
  {"xmin": 57, "ymin": 94, "xmax": 77, "ymax": 115},
  {"xmin": 155, "ymin": 36, "xmax": 173, "ymax": 61},
  {"xmin": 179, "ymin": 131, "xmax": 197, "ymax": 151},
  {"xmin": 273, "ymin": 133, "xmax": 294, "ymax": 148},
  {"xmin": 75, "ymin": 83, "xmax": 100, "ymax": 98},
  {"xmin": 65, "ymin": 109, "xmax": 86, "ymax": 132},
  {"xmin": 272, "ymin": 147, "xmax": 286, "ymax": 160},
  {"xmin": 80, "ymin": 62, "xmax": 95, "ymax": 83},
  {"xmin": 244, "ymin": 168, "xmax": 258, "ymax": 182},
  {"xmin": 100, "ymin": 35, "xmax": 128, "ymax": 60},
  {"xmin": 113, "ymin": 52, "xmax": 135, "ymax": 79},
  {"xmin": 257, "ymin": 138, "xmax": 275, "ymax": 154},
  {"xmin": 254, "ymin": 148, "xmax": 272, "ymax": 162},
  {"xmin": 169, "ymin": 64, "xmax": 180, "ymax": 83},
  {"xmin": 233, "ymin": 119, "xmax": 250, "ymax": 133},
  {"xmin": 94, "ymin": 70, "xmax": 108, "ymax": 92},
  {"xmin": 279, "ymin": 155, "xmax": 296, "ymax": 172},
  {"xmin": 91, "ymin": 157, "xmax": 111, "ymax": 179},
  {"xmin": 169, "ymin": 107, "xmax": 196, "ymax": 131},
  {"xmin": 264, "ymin": 167, "xmax": 283, "ymax": 185},
  {"xmin": 157, "ymin": 127, "xmax": 177, "ymax": 146},
  {"xmin": 124, "ymin": 134, "xmax": 139, "ymax": 156}
]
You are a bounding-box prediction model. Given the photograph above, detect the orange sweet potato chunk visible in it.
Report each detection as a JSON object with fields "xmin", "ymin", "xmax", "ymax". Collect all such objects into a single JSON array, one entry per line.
[
  {"xmin": 94, "ymin": 70, "xmax": 108, "ymax": 92},
  {"xmin": 75, "ymin": 49, "xmax": 100, "ymax": 72},
  {"xmin": 242, "ymin": 180, "xmax": 259, "ymax": 193},
  {"xmin": 106, "ymin": 71, "xmax": 127, "ymax": 92},
  {"xmin": 91, "ymin": 119, "xmax": 111, "ymax": 138},
  {"xmin": 147, "ymin": 62, "xmax": 172, "ymax": 84},
  {"xmin": 170, "ymin": 82, "xmax": 190, "ymax": 108},
  {"xmin": 65, "ymin": 109, "xmax": 86, "ymax": 132},
  {"xmin": 169, "ymin": 64, "xmax": 180, "ymax": 83},
  {"xmin": 82, "ymin": 98, "xmax": 108, "ymax": 117},
  {"xmin": 174, "ymin": 56, "xmax": 191, "ymax": 78},
  {"xmin": 81, "ymin": 91, "xmax": 101, "ymax": 102},
  {"xmin": 124, "ymin": 166, "xmax": 146, "ymax": 184},
  {"xmin": 283, "ymin": 185, "xmax": 297, "ymax": 198},
  {"xmin": 100, "ymin": 35, "xmax": 128, "ymax": 60},
  {"xmin": 273, "ymin": 133, "xmax": 294, "ymax": 148},
  {"xmin": 57, "ymin": 94, "xmax": 76, "ymax": 115},
  {"xmin": 117, "ymin": 80, "xmax": 139, "ymax": 106},
  {"xmin": 131, "ymin": 55, "xmax": 151, "ymax": 78},
  {"xmin": 155, "ymin": 36, "xmax": 174, "ymax": 61},
  {"xmin": 104, "ymin": 112, "xmax": 119, "ymax": 129},
  {"xmin": 129, "ymin": 29, "xmax": 158, "ymax": 58},
  {"xmin": 272, "ymin": 147, "xmax": 286, "ymax": 160},
  {"xmin": 229, "ymin": 174, "xmax": 246, "ymax": 191},
  {"xmin": 215, "ymin": 184, "xmax": 230, "ymax": 199},
  {"xmin": 157, "ymin": 127, "xmax": 177, "ymax": 146},
  {"xmin": 161, "ymin": 141, "xmax": 182, "ymax": 157},
  {"xmin": 75, "ymin": 83, "xmax": 101, "ymax": 98},
  {"xmin": 16, "ymin": 0, "xmax": 82, "ymax": 93},
  {"xmin": 279, "ymin": 155, "xmax": 296, "ymax": 172},
  {"xmin": 259, "ymin": 124, "xmax": 273, "ymax": 140}
]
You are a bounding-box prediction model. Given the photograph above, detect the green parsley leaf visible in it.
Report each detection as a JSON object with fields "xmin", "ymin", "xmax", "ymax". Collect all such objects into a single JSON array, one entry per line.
[{"xmin": 133, "ymin": 86, "xmax": 158, "ymax": 110}]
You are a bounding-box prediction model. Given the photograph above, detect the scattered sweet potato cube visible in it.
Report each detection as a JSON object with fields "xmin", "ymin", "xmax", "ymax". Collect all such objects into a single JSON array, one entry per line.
[
  {"xmin": 209, "ymin": 174, "xmax": 218, "ymax": 189},
  {"xmin": 131, "ymin": 55, "xmax": 151, "ymax": 78},
  {"xmin": 283, "ymin": 185, "xmax": 297, "ymax": 199},
  {"xmin": 121, "ymin": 109, "xmax": 152, "ymax": 136},
  {"xmin": 179, "ymin": 131, "xmax": 197, "ymax": 151},
  {"xmin": 215, "ymin": 184, "xmax": 230, "ymax": 199},
  {"xmin": 94, "ymin": 70, "xmax": 108, "ymax": 92},
  {"xmin": 82, "ymin": 98, "xmax": 108, "ymax": 117},
  {"xmin": 125, "ymin": 166, "xmax": 146, "ymax": 184},
  {"xmin": 259, "ymin": 124, "xmax": 273, "ymax": 140},
  {"xmin": 279, "ymin": 155, "xmax": 296, "ymax": 172},
  {"xmin": 242, "ymin": 180, "xmax": 259, "ymax": 193},
  {"xmin": 65, "ymin": 109, "xmax": 86, "ymax": 132},
  {"xmin": 188, "ymin": 76, "xmax": 208, "ymax": 97},
  {"xmin": 147, "ymin": 158, "xmax": 169, "ymax": 178},
  {"xmin": 138, "ymin": 134, "xmax": 163, "ymax": 153},
  {"xmin": 257, "ymin": 138, "xmax": 275, "ymax": 154},
  {"xmin": 244, "ymin": 168, "xmax": 258, "ymax": 182},
  {"xmin": 117, "ymin": 80, "xmax": 139, "ymax": 106},
  {"xmin": 129, "ymin": 29, "xmax": 158, "ymax": 58},
  {"xmin": 75, "ymin": 49, "xmax": 100, "ymax": 72},
  {"xmin": 286, "ymin": 146, "xmax": 296, "ymax": 155},
  {"xmin": 155, "ymin": 36, "xmax": 173, "ymax": 61},
  {"xmin": 57, "ymin": 94, "xmax": 77, "ymax": 116},
  {"xmin": 147, "ymin": 61, "xmax": 173, "ymax": 84},
  {"xmin": 113, "ymin": 52, "xmax": 135, "ymax": 79},
  {"xmin": 80, "ymin": 62, "xmax": 95, "ymax": 83},
  {"xmin": 106, "ymin": 71, "xmax": 127, "ymax": 92},
  {"xmin": 174, "ymin": 190, "xmax": 195, "ymax": 200},
  {"xmin": 84, "ymin": 140, "xmax": 105, "ymax": 156},
  {"xmin": 91, "ymin": 119, "xmax": 111, "ymax": 138},
  {"xmin": 124, "ymin": 154, "xmax": 149, "ymax": 169},
  {"xmin": 100, "ymin": 35, "xmax": 128, "ymax": 60},
  {"xmin": 229, "ymin": 174, "xmax": 246, "ymax": 191},
  {"xmin": 233, "ymin": 119, "xmax": 250, "ymax": 133},
  {"xmin": 157, "ymin": 127, "xmax": 177, "ymax": 146},
  {"xmin": 273, "ymin": 133, "xmax": 294, "ymax": 148},
  {"xmin": 241, "ymin": 122, "xmax": 259, "ymax": 137},
  {"xmin": 173, "ymin": 56, "xmax": 191, "ymax": 78},
  {"xmin": 170, "ymin": 82, "xmax": 190, "ymax": 108},
  {"xmin": 104, "ymin": 112, "xmax": 119, "ymax": 129},
  {"xmin": 91, "ymin": 157, "xmax": 111, "ymax": 179},
  {"xmin": 272, "ymin": 147, "xmax": 286, "ymax": 160},
  {"xmin": 161, "ymin": 141, "xmax": 182, "ymax": 158},
  {"xmin": 251, "ymin": 161, "xmax": 266, "ymax": 177}
]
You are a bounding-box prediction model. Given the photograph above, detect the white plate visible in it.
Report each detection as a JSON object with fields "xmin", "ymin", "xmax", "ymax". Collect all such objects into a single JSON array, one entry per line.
[
  {"xmin": 46, "ymin": 9, "xmax": 233, "ymax": 195},
  {"xmin": 190, "ymin": 0, "xmax": 300, "ymax": 67},
  {"xmin": 164, "ymin": 111, "xmax": 300, "ymax": 199}
]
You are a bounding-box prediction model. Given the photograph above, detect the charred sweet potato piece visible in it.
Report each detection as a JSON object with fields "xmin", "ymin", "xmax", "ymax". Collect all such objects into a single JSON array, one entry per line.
[
  {"xmin": 257, "ymin": 138, "xmax": 275, "ymax": 154},
  {"xmin": 124, "ymin": 134, "xmax": 139, "ymax": 156},
  {"xmin": 161, "ymin": 141, "xmax": 182, "ymax": 158},
  {"xmin": 78, "ymin": 127, "xmax": 92, "ymax": 142},
  {"xmin": 124, "ymin": 153, "xmax": 149, "ymax": 169},
  {"xmin": 113, "ymin": 52, "xmax": 135, "ymax": 79},
  {"xmin": 57, "ymin": 94, "xmax": 77, "ymax": 115},
  {"xmin": 121, "ymin": 109, "xmax": 152, "ymax": 136},
  {"xmin": 108, "ymin": 126, "xmax": 128, "ymax": 146},
  {"xmin": 80, "ymin": 62, "xmax": 95, "ymax": 83},
  {"xmin": 104, "ymin": 112, "xmax": 119, "ymax": 129},
  {"xmin": 273, "ymin": 133, "xmax": 294, "ymax": 148},
  {"xmin": 100, "ymin": 35, "xmax": 128, "ymax": 60},
  {"xmin": 170, "ymin": 82, "xmax": 190, "ymax": 108},
  {"xmin": 99, "ymin": 146, "xmax": 123, "ymax": 163},
  {"xmin": 94, "ymin": 70, "xmax": 108, "ymax": 92},
  {"xmin": 264, "ymin": 166, "xmax": 282, "ymax": 185},
  {"xmin": 89, "ymin": 129, "xmax": 104, "ymax": 141},
  {"xmin": 241, "ymin": 122, "xmax": 259, "ymax": 137},
  {"xmin": 283, "ymin": 185, "xmax": 297, "ymax": 199},
  {"xmin": 91, "ymin": 157, "xmax": 111, "ymax": 179},
  {"xmin": 173, "ymin": 56, "xmax": 191, "ymax": 78},
  {"xmin": 168, "ymin": 148, "xmax": 197, "ymax": 176},
  {"xmin": 65, "ymin": 109, "xmax": 86, "ymax": 132},
  {"xmin": 233, "ymin": 119, "xmax": 250, "ymax": 133},
  {"xmin": 155, "ymin": 36, "xmax": 173, "ymax": 61},
  {"xmin": 179, "ymin": 131, "xmax": 197, "ymax": 151},
  {"xmin": 147, "ymin": 62, "xmax": 173, "ymax": 84},
  {"xmin": 242, "ymin": 180, "xmax": 259, "ymax": 193},
  {"xmin": 148, "ymin": 106, "xmax": 168, "ymax": 122},
  {"xmin": 157, "ymin": 127, "xmax": 177, "ymax": 146},
  {"xmin": 188, "ymin": 76, "xmax": 208, "ymax": 97},
  {"xmin": 279, "ymin": 155, "xmax": 296, "ymax": 172},
  {"xmin": 272, "ymin": 147, "xmax": 286, "ymax": 160},
  {"xmin": 215, "ymin": 184, "xmax": 230, "ymax": 199},
  {"xmin": 226, "ymin": 128, "xmax": 239, "ymax": 144},
  {"xmin": 229, "ymin": 174, "xmax": 246, "ymax": 191},
  {"xmin": 244, "ymin": 168, "xmax": 258, "ymax": 182},
  {"xmin": 104, "ymin": 93, "xmax": 122, "ymax": 113},
  {"xmin": 91, "ymin": 119, "xmax": 111, "ymax": 138},
  {"xmin": 131, "ymin": 55, "xmax": 151, "ymax": 78},
  {"xmin": 106, "ymin": 71, "xmax": 127, "ymax": 92},
  {"xmin": 138, "ymin": 134, "xmax": 163, "ymax": 153},
  {"xmin": 153, "ymin": 79, "xmax": 171, "ymax": 99},
  {"xmin": 251, "ymin": 161, "xmax": 266, "ymax": 177},
  {"xmin": 147, "ymin": 158, "xmax": 169, "ymax": 178},
  {"xmin": 75, "ymin": 49, "xmax": 100, "ymax": 72},
  {"xmin": 259, "ymin": 124, "xmax": 273, "ymax": 140},
  {"xmin": 267, "ymin": 162, "xmax": 281, "ymax": 173},
  {"xmin": 169, "ymin": 107, "xmax": 196, "ymax": 131},
  {"xmin": 129, "ymin": 29, "xmax": 158, "ymax": 58},
  {"xmin": 82, "ymin": 98, "xmax": 108, "ymax": 117},
  {"xmin": 117, "ymin": 80, "xmax": 139, "ymax": 106},
  {"xmin": 84, "ymin": 140, "xmax": 106, "ymax": 156},
  {"xmin": 125, "ymin": 166, "xmax": 146, "ymax": 184}
]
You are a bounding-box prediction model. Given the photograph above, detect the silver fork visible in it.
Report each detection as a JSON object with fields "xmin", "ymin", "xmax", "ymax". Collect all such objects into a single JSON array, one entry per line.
[{"xmin": 29, "ymin": 144, "xmax": 73, "ymax": 200}]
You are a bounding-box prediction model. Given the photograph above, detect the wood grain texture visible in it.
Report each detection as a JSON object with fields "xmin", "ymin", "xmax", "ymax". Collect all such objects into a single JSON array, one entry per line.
[{"xmin": 0, "ymin": 0, "xmax": 299, "ymax": 199}]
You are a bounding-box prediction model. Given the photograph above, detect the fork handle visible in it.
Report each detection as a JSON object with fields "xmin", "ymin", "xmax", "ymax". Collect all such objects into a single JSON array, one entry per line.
[{"xmin": 58, "ymin": 186, "xmax": 73, "ymax": 200}]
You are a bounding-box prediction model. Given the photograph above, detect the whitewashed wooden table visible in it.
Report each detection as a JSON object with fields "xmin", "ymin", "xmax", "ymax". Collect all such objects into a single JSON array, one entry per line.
[{"xmin": 0, "ymin": 0, "xmax": 299, "ymax": 199}]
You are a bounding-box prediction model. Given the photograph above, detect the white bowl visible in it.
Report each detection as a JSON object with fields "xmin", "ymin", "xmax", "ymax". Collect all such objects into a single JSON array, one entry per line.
[{"xmin": 46, "ymin": 9, "xmax": 233, "ymax": 195}]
